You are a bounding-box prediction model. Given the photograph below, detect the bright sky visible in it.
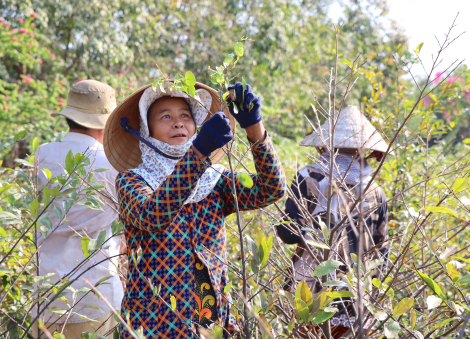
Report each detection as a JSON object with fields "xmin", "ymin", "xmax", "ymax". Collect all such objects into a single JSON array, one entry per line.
[{"xmin": 330, "ymin": 0, "xmax": 470, "ymax": 79}]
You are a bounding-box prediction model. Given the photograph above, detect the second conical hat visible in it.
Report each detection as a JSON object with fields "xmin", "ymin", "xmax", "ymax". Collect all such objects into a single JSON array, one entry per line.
[{"xmin": 299, "ymin": 106, "xmax": 391, "ymax": 153}]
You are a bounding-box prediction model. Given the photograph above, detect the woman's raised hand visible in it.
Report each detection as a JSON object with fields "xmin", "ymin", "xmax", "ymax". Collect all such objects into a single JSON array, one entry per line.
[
  {"xmin": 227, "ymin": 82, "xmax": 263, "ymax": 129},
  {"xmin": 192, "ymin": 111, "xmax": 233, "ymax": 157}
]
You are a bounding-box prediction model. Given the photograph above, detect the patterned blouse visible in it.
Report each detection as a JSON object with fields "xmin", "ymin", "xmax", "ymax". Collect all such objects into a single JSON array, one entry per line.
[{"xmin": 117, "ymin": 136, "xmax": 286, "ymax": 339}]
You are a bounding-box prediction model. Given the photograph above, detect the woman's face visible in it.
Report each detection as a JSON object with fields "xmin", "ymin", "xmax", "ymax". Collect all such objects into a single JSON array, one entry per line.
[{"xmin": 148, "ymin": 97, "xmax": 196, "ymax": 145}]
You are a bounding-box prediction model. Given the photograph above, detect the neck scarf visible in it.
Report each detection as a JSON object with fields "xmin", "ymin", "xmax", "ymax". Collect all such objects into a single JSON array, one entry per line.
[
  {"xmin": 311, "ymin": 151, "xmax": 372, "ymax": 185},
  {"xmin": 130, "ymin": 86, "xmax": 224, "ymax": 204}
]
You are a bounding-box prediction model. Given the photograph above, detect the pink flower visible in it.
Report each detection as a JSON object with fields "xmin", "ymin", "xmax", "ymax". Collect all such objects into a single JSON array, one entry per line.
[
  {"xmin": 5, "ymin": 95, "xmax": 9, "ymax": 98},
  {"xmin": 130, "ymin": 79, "xmax": 134, "ymax": 84},
  {"xmin": 423, "ymin": 96, "xmax": 431, "ymax": 106},
  {"xmin": 448, "ymin": 76, "xmax": 463, "ymax": 84},
  {"xmin": 447, "ymin": 117, "xmax": 451, "ymax": 122},
  {"xmin": 11, "ymin": 37, "xmax": 17, "ymax": 41},
  {"xmin": 119, "ymin": 72, "xmax": 124, "ymax": 77},
  {"xmin": 23, "ymin": 75, "xmax": 33, "ymax": 84},
  {"xmin": 17, "ymin": 18, "xmax": 23, "ymax": 23},
  {"xmin": 31, "ymin": 23, "xmax": 35, "ymax": 27},
  {"xmin": 29, "ymin": 33, "xmax": 35, "ymax": 39},
  {"xmin": 444, "ymin": 110, "xmax": 449, "ymax": 116},
  {"xmin": 127, "ymin": 86, "xmax": 133, "ymax": 90},
  {"xmin": 47, "ymin": 49, "xmax": 50, "ymax": 53},
  {"xmin": 11, "ymin": 29, "xmax": 17, "ymax": 33},
  {"xmin": 0, "ymin": 18, "xmax": 4, "ymax": 25},
  {"xmin": 28, "ymin": 43, "xmax": 32, "ymax": 47},
  {"xmin": 38, "ymin": 59, "xmax": 43, "ymax": 64},
  {"xmin": 51, "ymin": 54, "xmax": 56, "ymax": 59},
  {"xmin": 454, "ymin": 110, "xmax": 458, "ymax": 115},
  {"xmin": 19, "ymin": 28, "xmax": 27, "ymax": 34},
  {"xmin": 76, "ymin": 78, "xmax": 83, "ymax": 83},
  {"xmin": 451, "ymin": 102, "xmax": 456, "ymax": 106},
  {"xmin": 31, "ymin": 13, "xmax": 37, "ymax": 19},
  {"xmin": 58, "ymin": 98, "xmax": 64, "ymax": 102},
  {"xmin": 434, "ymin": 71, "xmax": 443, "ymax": 84}
]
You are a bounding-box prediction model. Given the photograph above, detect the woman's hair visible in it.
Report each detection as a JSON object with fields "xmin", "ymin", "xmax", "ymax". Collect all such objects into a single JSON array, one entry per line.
[{"xmin": 147, "ymin": 97, "xmax": 194, "ymax": 124}]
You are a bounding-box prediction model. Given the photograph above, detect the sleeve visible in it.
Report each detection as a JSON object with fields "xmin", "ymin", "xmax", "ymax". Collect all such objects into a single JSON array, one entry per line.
[
  {"xmin": 116, "ymin": 148, "xmax": 210, "ymax": 232},
  {"xmin": 277, "ymin": 170, "xmax": 320, "ymax": 244},
  {"xmin": 372, "ymin": 186, "xmax": 390, "ymax": 261},
  {"xmin": 219, "ymin": 135, "xmax": 286, "ymax": 215}
]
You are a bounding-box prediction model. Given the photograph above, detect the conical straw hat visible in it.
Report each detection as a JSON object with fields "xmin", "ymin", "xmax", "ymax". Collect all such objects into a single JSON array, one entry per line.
[
  {"xmin": 103, "ymin": 82, "xmax": 236, "ymax": 173},
  {"xmin": 299, "ymin": 106, "xmax": 392, "ymax": 154}
]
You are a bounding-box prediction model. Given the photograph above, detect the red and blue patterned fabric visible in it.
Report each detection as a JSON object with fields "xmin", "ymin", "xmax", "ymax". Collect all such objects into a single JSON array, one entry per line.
[{"xmin": 116, "ymin": 136, "xmax": 286, "ymax": 339}]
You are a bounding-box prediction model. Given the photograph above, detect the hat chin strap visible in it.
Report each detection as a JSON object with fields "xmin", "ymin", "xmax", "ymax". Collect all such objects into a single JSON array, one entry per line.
[{"xmin": 120, "ymin": 117, "xmax": 182, "ymax": 161}]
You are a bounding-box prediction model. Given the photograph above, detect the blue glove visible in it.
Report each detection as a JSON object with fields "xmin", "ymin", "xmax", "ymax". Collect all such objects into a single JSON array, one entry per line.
[
  {"xmin": 227, "ymin": 82, "xmax": 263, "ymax": 129},
  {"xmin": 193, "ymin": 111, "xmax": 233, "ymax": 156}
]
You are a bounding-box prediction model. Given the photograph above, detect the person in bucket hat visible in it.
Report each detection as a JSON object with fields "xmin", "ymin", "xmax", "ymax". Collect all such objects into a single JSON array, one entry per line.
[
  {"xmin": 103, "ymin": 80, "xmax": 286, "ymax": 338},
  {"xmin": 32, "ymin": 80, "xmax": 123, "ymax": 338},
  {"xmin": 277, "ymin": 106, "xmax": 391, "ymax": 338}
]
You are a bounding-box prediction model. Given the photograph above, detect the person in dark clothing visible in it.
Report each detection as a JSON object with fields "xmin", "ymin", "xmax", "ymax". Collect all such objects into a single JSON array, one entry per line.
[{"xmin": 277, "ymin": 106, "xmax": 391, "ymax": 338}]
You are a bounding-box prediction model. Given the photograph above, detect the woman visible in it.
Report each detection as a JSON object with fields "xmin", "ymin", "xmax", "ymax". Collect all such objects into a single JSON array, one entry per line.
[
  {"xmin": 103, "ymin": 81, "xmax": 286, "ymax": 338},
  {"xmin": 277, "ymin": 106, "xmax": 391, "ymax": 338}
]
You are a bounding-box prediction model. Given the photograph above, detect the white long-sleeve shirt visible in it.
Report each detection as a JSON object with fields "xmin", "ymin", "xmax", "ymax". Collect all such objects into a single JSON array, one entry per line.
[{"xmin": 32, "ymin": 132, "xmax": 123, "ymax": 323}]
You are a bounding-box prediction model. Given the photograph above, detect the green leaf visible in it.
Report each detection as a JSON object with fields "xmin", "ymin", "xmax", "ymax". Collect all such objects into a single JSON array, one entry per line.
[
  {"xmin": 414, "ymin": 270, "xmax": 445, "ymax": 299},
  {"xmin": 452, "ymin": 178, "xmax": 468, "ymax": 192},
  {"xmin": 415, "ymin": 42, "xmax": 424, "ymax": 54},
  {"xmin": 434, "ymin": 317, "xmax": 459, "ymax": 329},
  {"xmin": 446, "ymin": 262, "xmax": 461, "ymax": 283},
  {"xmin": 170, "ymin": 295, "xmax": 177, "ymax": 310},
  {"xmin": 95, "ymin": 275, "xmax": 113, "ymax": 287},
  {"xmin": 305, "ymin": 239, "xmax": 329, "ymax": 250},
  {"xmin": 411, "ymin": 309, "xmax": 416, "ymax": 330},
  {"xmin": 323, "ymin": 280, "xmax": 349, "ymax": 288},
  {"xmin": 15, "ymin": 158, "xmax": 33, "ymax": 168},
  {"xmin": 224, "ymin": 280, "xmax": 232, "ymax": 293},
  {"xmin": 224, "ymin": 54, "xmax": 234, "ymax": 66},
  {"xmin": 326, "ymin": 290, "xmax": 354, "ymax": 298},
  {"xmin": 81, "ymin": 237, "xmax": 90, "ymax": 258},
  {"xmin": 42, "ymin": 168, "xmax": 52, "ymax": 180},
  {"xmin": 238, "ymin": 173, "xmax": 253, "ymax": 188},
  {"xmin": 295, "ymin": 280, "xmax": 314, "ymax": 311},
  {"xmin": 393, "ymin": 297, "xmax": 414, "ymax": 317},
  {"xmin": 43, "ymin": 186, "xmax": 51, "ymax": 205},
  {"xmin": 30, "ymin": 198, "xmax": 40, "ymax": 218},
  {"xmin": 0, "ymin": 227, "xmax": 6, "ymax": 238},
  {"xmin": 384, "ymin": 320, "xmax": 400, "ymax": 338},
  {"xmin": 14, "ymin": 130, "xmax": 26, "ymax": 142},
  {"xmin": 32, "ymin": 137, "xmax": 39, "ymax": 153},
  {"xmin": 187, "ymin": 85, "xmax": 196, "ymax": 97},
  {"xmin": 185, "ymin": 71, "xmax": 196, "ymax": 86},
  {"xmin": 65, "ymin": 150, "xmax": 74, "ymax": 174},
  {"xmin": 428, "ymin": 92, "xmax": 437, "ymax": 102},
  {"xmin": 424, "ymin": 206, "xmax": 458, "ymax": 218},
  {"xmin": 312, "ymin": 259, "xmax": 343, "ymax": 277},
  {"xmin": 458, "ymin": 274, "xmax": 470, "ymax": 285},
  {"xmin": 288, "ymin": 318, "xmax": 295, "ymax": 333},
  {"xmin": 317, "ymin": 216, "xmax": 329, "ymax": 243},
  {"xmin": 295, "ymin": 299, "xmax": 309, "ymax": 323},
  {"xmin": 462, "ymin": 138, "xmax": 470, "ymax": 144},
  {"xmin": 234, "ymin": 42, "xmax": 244, "ymax": 57},
  {"xmin": 53, "ymin": 205, "xmax": 63, "ymax": 220},
  {"xmin": 312, "ymin": 310, "xmax": 336, "ymax": 325},
  {"xmin": 259, "ymin": 235, "xmax": 273, "ymax": 267},
  {"xmin": 0, "ymin": 184, "xmax": 13, "ymax": 197},
  {"xmin": 455, "ymin": 256, "xmax": 470, "ymax": 264}
]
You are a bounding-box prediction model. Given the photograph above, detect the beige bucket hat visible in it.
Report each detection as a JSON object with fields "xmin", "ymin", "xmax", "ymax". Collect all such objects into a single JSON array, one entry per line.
[
  {"xmin": 103, "ymin": 81, "xmax": 236, "ymax": 173},
  {"xmin": 52, "ymin": 80, "xmax": 116, "ymax": 129},
  {"xmin": 300, "ymin": 106, "xmax": 392, "ymax": 154}
]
